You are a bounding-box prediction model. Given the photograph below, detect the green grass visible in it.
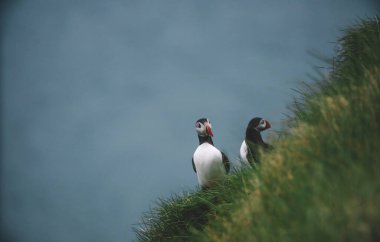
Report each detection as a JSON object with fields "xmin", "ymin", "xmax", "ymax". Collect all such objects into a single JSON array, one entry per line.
[
  {"xmin": 135, "ymin": 168, "xmax": 257, "ymax": 241},
  {"xmin": 135, "ymin": 17, "xmax": 380, "ymax": 242}
]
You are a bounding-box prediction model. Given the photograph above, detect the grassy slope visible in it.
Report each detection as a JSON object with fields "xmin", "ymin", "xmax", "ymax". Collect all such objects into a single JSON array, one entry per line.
[{"xmin": 135, "ymin": 18, "xmax": 380, "ymax": 242}]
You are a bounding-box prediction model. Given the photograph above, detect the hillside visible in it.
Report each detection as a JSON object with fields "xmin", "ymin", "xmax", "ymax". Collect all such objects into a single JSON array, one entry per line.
[{"xmin": 135, "ymin": 17, "xmax": 380, "ymax": 242}]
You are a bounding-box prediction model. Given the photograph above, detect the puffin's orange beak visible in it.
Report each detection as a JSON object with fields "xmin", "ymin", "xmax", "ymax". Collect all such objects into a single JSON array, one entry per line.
[{"xmin": 206, "ymin": 125, "xmax": 213, "ymax": 137}]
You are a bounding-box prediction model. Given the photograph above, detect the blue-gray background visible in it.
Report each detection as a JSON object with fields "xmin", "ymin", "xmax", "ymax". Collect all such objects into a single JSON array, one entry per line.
[{"xmin": 1, "ymin": 1, "xmax": 379, "ymax": 241}]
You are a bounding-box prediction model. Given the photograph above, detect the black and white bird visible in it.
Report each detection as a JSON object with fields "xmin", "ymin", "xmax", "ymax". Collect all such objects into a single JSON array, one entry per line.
[
  {"xmin": 240, "ymin": 117, "xmax": 271, "ymax": 166},
  {"xmin": 192, "ymin": 118, "xmax": 230, "ymax": 189}
]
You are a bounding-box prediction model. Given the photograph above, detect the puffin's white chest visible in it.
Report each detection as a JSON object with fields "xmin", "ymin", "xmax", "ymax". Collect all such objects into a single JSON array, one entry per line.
[
  {"xmin": 240, "ymin": 140, "xmax": 250, "ymax": 165},
  {"xmin": 193, "ymin": 143, "xmax": 225, "ymax": 188}
]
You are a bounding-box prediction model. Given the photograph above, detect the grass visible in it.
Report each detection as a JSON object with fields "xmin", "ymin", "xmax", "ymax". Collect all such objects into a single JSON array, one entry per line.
[
  {"xmin": 135, "ymin": 17, "xmax": 380, "ymax": 242},
  {"xmin": 135, "ymin": 168, "xmax": 257, "ymax": 241}
]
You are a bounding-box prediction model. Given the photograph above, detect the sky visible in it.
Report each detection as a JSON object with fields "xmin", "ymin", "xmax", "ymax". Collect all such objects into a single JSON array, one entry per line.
[{"xmin": 1, "ymin": 1, "xmax": 379, "ymax": 241}]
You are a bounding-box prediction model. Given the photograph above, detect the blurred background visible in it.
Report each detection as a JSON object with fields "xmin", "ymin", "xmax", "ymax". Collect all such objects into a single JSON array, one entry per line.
[{"xmin": 1, "ymin": 1, "xmax": 379, "ymax": 241}]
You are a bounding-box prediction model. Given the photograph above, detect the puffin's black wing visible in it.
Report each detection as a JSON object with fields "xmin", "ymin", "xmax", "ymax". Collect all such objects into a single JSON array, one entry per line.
[
  {"xmin": 192, "ymin": 157, "xmax": 196, "ymax": 173},
  {"xmin": 221, "ymin": 152, "xmax": 230, "ymax": 173},
  {"xmin": 246, "ymin": 140, "xmax": 273, "ymax": 165},
  {"xmin": 246, "ymin": 140, "xmax": 259, "ymax": 165}
]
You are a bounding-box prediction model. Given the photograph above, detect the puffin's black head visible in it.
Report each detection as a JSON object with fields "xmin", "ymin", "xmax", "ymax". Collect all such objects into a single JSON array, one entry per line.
[
  {"xmin": 247, "ymin": 117, "xmax": 271, "ymax": 132},
  {"xmin": 195, "ymin": 118, "xmax": 213, "ymax": 137}
]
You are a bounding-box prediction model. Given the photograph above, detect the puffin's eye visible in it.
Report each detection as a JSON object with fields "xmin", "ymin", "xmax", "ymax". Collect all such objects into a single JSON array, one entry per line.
[{"xmin": 196, "ymin": 122, "xmax": 202, "ymax": 128}]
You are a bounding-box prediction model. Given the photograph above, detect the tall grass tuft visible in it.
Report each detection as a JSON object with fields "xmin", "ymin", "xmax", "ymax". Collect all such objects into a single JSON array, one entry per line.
[{"xmin": 135, "ymin": 17, "xmax": 380, "ymax": 242}]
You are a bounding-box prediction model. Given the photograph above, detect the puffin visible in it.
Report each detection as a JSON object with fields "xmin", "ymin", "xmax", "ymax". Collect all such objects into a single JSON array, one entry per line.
[
  {"xmin": 192, "ymin": 118, "xmax": 230, "ymax": 189},
  {"xmin": 240, "ymin": 117, "xmax": 271, "ymax": 166}
]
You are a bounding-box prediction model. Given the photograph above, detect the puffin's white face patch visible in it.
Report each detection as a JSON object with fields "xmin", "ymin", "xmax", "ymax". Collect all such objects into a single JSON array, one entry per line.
[
  {"xmin": 257, "ymin": 119, "xmax": 266, "ymax": 131},
  {"xmin": 195, "ymin": 122, "xmax": 206, "ymax": 136}
]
